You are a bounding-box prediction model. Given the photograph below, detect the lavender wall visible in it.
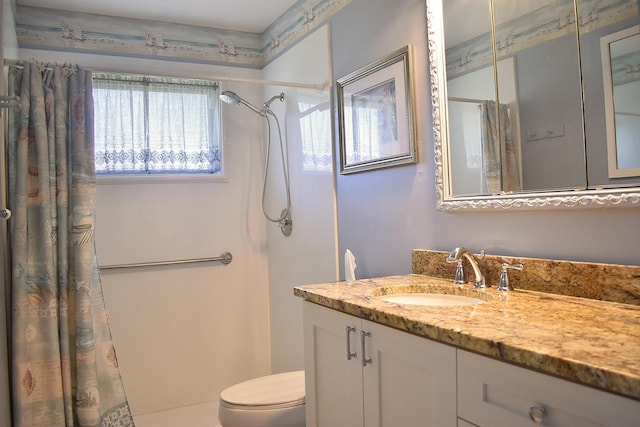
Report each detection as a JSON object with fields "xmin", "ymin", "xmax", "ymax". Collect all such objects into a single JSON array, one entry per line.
[{"xmin": 332, "ymin": 0, "xmax": 640, "ymax": 281}]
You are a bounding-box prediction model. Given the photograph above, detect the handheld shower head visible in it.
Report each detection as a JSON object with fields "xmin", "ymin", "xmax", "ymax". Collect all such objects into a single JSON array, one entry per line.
[
  {"xmin": 219, "ymin": 91, "xmax": 242, "ymax": 105},
  {"xmin": 220, "ymin": 90, "xmax": 262, "ymax": 115},
  {"xmin": 219, "ymin": 89, "xmax": 292, "ymax": 237}
]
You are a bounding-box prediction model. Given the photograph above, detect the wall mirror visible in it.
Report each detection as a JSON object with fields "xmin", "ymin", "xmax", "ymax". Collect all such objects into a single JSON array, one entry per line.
[{"xmin": 426, "ymin": 0, "xmax": 640, "ymax": 210}]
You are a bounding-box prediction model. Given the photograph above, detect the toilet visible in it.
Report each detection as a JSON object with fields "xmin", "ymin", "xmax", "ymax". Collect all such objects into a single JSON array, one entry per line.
[{"xmin": 218, "ymin": 370, "xmax": 306, "ymax": 427}]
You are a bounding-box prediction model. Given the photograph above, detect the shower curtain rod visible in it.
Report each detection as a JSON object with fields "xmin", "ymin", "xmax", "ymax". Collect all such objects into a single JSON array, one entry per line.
[
  {"xmin": 4, "ymin": 59, "xmax": 326, "ymax": 90},
  {"xmin": 448, "ymin": 96, "xmax": 487, "ymax": 104}
]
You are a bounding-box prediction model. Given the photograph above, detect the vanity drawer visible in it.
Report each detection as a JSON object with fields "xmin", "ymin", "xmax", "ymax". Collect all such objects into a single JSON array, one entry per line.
[{"xmin": 457, "ymin": 350, "xmax": 640, "ymax": 427}]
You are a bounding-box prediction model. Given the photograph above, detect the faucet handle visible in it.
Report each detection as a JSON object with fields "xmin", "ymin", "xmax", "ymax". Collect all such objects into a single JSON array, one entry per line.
[{"xmin": 497, "ymin": 263, "xmax": 523, "ymax": 291}]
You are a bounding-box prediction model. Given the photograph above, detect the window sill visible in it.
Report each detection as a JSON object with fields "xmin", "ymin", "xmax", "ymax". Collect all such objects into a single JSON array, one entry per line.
[{"xmin": 96, "ymin": 173, "xmax": 228, "ymax": 185}]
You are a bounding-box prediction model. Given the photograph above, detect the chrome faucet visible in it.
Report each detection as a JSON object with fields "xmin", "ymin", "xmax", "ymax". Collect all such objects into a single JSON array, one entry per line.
[{"xmin": 446, "ymin": 247, "xmax": 486, "ymax": 289}]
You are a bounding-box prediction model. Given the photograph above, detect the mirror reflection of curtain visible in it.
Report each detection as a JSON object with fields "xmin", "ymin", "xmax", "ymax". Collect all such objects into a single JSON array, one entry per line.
[{"xmin": 481, "ymin": 100, "xmax": 522, "ymax": 193}]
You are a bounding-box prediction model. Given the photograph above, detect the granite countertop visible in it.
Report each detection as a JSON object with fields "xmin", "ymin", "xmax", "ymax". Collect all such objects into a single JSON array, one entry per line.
[{"xmin": 294, "ymin": 274, "xmax": 640, "ymax": 401}]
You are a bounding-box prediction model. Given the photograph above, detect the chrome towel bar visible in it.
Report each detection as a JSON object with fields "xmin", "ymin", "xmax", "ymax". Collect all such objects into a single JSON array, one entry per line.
[{"xmin": 100, "ymin": 251, "xmax": 233, "ymax": 270}]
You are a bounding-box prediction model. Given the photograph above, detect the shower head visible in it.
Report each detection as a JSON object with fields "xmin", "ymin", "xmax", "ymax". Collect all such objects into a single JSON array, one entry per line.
[
  {"xmin": 219, "ymin": 91, "xmax": 242, "ymax": 105},
  {"xmin": 220, "ymin": 90, "xmax": 262, "ymax": 115}
]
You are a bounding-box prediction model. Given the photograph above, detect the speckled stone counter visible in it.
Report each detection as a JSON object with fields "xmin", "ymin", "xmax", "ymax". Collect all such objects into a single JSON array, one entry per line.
[
  {"xmin": 412, "ymin": 249, "xmax": 640, "ymax": 305},
  {"xmin": 293, "ymin": 274, "xmax": 640, "ymax": 401}
]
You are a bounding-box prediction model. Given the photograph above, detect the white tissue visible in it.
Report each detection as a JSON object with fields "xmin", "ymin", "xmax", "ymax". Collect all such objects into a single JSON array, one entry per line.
[{"xmin": 345, "ymin": 249, "xmax": 357, "ymax": 281}]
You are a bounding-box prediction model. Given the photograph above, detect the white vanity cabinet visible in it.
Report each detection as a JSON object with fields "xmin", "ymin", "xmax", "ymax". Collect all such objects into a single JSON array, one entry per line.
[
  {"xmin": 457, "ymin": 350, "xmax": 640, "ymax": 427},
  {"xmin": 302, "ymin": 301, "xmax": 640, "ymax": 427},
  {"xmin": 302, "ymin": 301, "xmax": 457, "ymax": 427}
]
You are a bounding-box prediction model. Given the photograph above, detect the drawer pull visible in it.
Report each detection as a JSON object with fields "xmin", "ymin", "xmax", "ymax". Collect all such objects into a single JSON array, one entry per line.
[
  {"xmin": 528, "ymin": 404, "xmax": 547, "ymax": 424},
  {"xmin": 361, "ymin": 330, "xmax": 372, "ymax": 367},
  {"xmin": 345, "ymin": 326, "xmax": 357, "ymax": 360}
]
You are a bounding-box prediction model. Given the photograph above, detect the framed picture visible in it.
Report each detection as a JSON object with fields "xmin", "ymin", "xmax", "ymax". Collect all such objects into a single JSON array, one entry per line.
[{"xmin": 337, "ymin": 45, "xmax": 417, "ymax": 174}]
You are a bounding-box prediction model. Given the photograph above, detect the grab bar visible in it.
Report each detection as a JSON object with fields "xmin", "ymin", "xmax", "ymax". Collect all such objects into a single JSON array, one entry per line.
[{"xmin": 100, "ymin": 251, "xmax": 233, "ymax": 270}]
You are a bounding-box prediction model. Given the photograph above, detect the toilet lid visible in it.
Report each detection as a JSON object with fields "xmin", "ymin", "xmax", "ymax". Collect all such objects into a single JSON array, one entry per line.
[{"xmin": 220, "ymin": 371, "xmax": 305, "ymax": 408}]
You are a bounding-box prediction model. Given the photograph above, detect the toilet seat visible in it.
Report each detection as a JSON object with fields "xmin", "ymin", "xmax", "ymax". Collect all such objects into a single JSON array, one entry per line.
[
  {"xmin": 220, "ymin": 371, "xmax": 305, "ymax": 409},
  {"xmin": 218, "ymin": 371, "xmax": 306, "ymax": 427}
]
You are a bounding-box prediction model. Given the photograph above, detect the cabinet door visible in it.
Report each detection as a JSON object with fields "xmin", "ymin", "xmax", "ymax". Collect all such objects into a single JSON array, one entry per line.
[
  {"xmin": 362, "ymin": 320, "xmax": 457, "ymax": 427},
  {"xmin": 458, "ymin": 350, "xmax": 640, "ymax": 427},
  {"xmin": 303, "ymin": 302, "xmax": 364, "ymax": 427}
]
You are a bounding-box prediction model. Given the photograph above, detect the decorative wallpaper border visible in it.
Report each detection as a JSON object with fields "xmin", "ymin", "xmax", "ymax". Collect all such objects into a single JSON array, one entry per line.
[
  {"xmin": 15, "ymin": 0, "xmax": 351, "ymax": 68},
  {"xmin": 446, "ymin": 0, "xmax": 639, "ymax": 79},
  {"xmin": 612, "ymin": 49, "xmax": 640, "ymax": 85}
]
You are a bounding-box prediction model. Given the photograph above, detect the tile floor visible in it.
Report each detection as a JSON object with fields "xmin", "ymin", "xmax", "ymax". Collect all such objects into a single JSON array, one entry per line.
[{"xmin": 134, "ymin": 401, "xmax": 221, "ymax": 427}]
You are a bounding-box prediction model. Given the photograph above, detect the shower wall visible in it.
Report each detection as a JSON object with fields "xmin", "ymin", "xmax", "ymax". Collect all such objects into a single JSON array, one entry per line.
[
  {"xmin": 262, "ymin": 25, "xmax": 339, "ymax": 373},
  {"xmin": 15, "ymin": 48, "xmax": 275, "ymax": 416},
  {"xmin": 14, "ymin": 23, "xmax": 340, "ymax": 416},
  {"xmin": 8, "ymin": 9, "xmax": 338, "ymax": 420}
]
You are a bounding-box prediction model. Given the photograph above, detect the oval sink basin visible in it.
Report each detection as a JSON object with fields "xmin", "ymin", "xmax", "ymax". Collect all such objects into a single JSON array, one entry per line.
[{"xmin": 377, "ymin": 293, "xmax": 484, "ymax": 307}]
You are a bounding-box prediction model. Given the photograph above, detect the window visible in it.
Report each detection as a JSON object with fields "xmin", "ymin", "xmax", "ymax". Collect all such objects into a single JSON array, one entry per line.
[{"xmin": 93, "ymin": 73, "xmax": 222, "ymax": 174}]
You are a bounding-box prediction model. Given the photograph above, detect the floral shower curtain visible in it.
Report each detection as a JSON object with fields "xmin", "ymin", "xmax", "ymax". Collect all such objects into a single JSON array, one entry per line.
[
  {"xmin": 481, "ymin": 100, "xmax": 522, "ymax": 193},
  {"xmin": 6, "ymin": 61, "xmax": 134, "ymax": 426}
]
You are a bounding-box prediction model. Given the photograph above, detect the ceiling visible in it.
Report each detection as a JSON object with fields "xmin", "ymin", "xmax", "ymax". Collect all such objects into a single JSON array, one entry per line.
[{"xmin": 17, "ymin": 0, "xmax": 300, "ymax": 33}]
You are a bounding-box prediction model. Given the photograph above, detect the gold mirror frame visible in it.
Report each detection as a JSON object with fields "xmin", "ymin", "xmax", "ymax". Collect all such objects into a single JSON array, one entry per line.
[{"xmin": 426, "ymin": 0, "xmax": 640, "ymax": 211}]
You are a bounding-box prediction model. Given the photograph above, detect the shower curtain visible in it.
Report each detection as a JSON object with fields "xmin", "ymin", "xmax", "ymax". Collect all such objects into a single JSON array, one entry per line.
[
  {"xmin": 481, "ymin": 100, "xmax": 521, "ymax": 193},
  {"xmin": 6, "ymin": 61, "xmax": 134, "ymax": 426}
]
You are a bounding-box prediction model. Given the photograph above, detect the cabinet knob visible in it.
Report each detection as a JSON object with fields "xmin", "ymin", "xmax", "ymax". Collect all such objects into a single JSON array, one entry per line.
[{"xmin": 528, "ymin": 404, "xmax": 547, "ymax": 424}]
